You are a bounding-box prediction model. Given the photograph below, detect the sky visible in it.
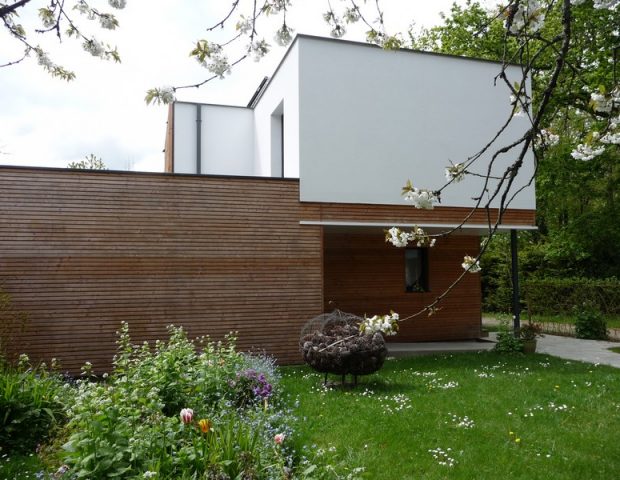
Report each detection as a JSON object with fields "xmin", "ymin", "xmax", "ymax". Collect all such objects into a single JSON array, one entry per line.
[{"xmin": 0, "ymin": 0, "xmax": 493, "ymax": 172}]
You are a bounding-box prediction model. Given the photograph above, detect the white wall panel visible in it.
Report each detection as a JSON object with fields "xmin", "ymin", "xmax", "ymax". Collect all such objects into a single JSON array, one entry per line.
[
  {"xmin": 254, "ymin": 42, "xmax": 300, "ymax": 178},
  {"xmin": 201, "ymin": 105, "xmax": 254, "ymax": 175},
  {"xmin": 297, "ymin": 37, "xmax": 535, "ymax": 210},
  {"xmin": 173, "ymin": 103, "xmax": 197, "ymax": 174}
]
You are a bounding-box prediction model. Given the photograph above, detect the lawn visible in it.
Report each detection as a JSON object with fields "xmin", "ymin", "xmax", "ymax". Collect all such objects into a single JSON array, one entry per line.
[
  {"xmin": 281, "ymin": 352, "xmax": 620, "ymax": 480},
  {"xmin": 488, "ymin": 312, "xmax": 620, "ymax": 330}
]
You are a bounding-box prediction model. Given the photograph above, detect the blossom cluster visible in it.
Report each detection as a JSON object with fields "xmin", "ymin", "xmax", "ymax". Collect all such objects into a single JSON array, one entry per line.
[
  {"xmin": 506, "ymin": 0, "xmax": 545, "ymax": 35},
  {"xmin": 462, "ymin": 255, "xmax": 481, "ymax": 273},
  {"xmin": 359, "ymin": 312, "xmax": 399, "ymax": 336},
  {"xmin": 535, "ymin": 129, "xmax": 560, "ymax": 148},
  {"xmin": 402, "ymin": 180, "xmax": 438, "ymax": 209},
  {"xmin": 445, "ymin": 163, "xmax": 466, "ymax": 183},
  {"xmin": 385, "ymin": 226, "xmax": 436, "ymax": 248},
  {"xmin": 237, "ymin": 368, "xmax": 273, "ymax": 399}
]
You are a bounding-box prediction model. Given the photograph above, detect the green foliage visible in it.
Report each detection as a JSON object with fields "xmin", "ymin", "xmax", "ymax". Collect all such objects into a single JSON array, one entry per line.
[
  {"xmin": 0, "ymin": 287, "xmax": 28, "ymax": 361},
  {"xmin": 524, "ymin": 277, "xmax": 620, "ymax": 315},
  {"xmin": 61, "ymin": 323, "xmax": 293, "ymax": 479},
  {"xmin": 574, "ymin": 304, "xmax": 608, "ymax": 340},
  {"xmin": 0, "ymin": 356, "xmax": 72, "ymax": 454},
  {"xmin": 493, "ymin": 319, "xmax": 524, "ymax": 354},
  {"xmin": 67, "ymin": 154, "xmax": 107, "ymax": 170}
]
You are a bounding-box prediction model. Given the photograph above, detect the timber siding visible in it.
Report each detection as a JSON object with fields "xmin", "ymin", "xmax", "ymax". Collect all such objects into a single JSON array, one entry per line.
[
  {"xmin": 324, "ymin": 232, "xmax": 482, "ymax": 341},
  {"xmin": 0, "ymin": 167, "xmax": 323, "ymax": 372}
]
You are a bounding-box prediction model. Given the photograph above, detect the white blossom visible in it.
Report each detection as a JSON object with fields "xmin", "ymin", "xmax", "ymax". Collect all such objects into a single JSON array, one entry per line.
[
  {"xmin": 385, "ymin": 226, "xmax": 436, "ymax": 248},
  {"xmin": 593, "ymin": 0, "xmax": 619, "ymax": 9},
  {"xmin": 462, "ymin": 255, "xmax": 481, "ymax": 273},
  {"xmin": 249, "ymin": 39, "xmax": 270, "ymax": 61},
  {"xmin": 274, "ymin": 23, "xmax": 294, "ymax": 47},
  {"xmin": 83, "ymin": 39, "xmax": 105, "ymax": 57},
  {"xmin": 330, "ymin": 24, "xmax": 346, "ymax": 38},
  {"xmin": 402, "ymin": 182, "xmax": 437, "ymax": 209},
  {"xmin": 344, "ymin": 7, "xmax": 361, "ymax": 23},
  {"xmin": 35, "ymin": 49, "xmax": 53, "ymax": 69},
  {"xmin": 159, "ymin": 86, "xmax": 175, "ymax": 104},
  {"xmin": 445, "ymin": 163, "xmax": 466, "ymax": 183},
  {"xmin": 590, "ymin": 92, "xmax": 613, "ymax": 113},
  {"xmin": 108, "ymin": 0, "xmax": 127, "ymax": 9},
  {"xmin": 507, "ymin": 0, "xmax": 545, "ymax": 34},
  {"xmin": 99, "ymin": 14, "xmax": 118, "ymax": 30},
  {"xmin": 570, "ymin": 0, "xmax": 587, "ymax": 5},
  {"xmin": 536, "ymin": 129, "xmax": 560, "ymax": 147},
  {"xmin": 571, "ymin": 143, "xmax": 605, "ymax": 161},
  {"xmin": 236, "ymin": 16, "xmax": 253, "ymax": 34},
  {"xmin": 360, "ymin": 312, "xmax": 399, "ymax": 336},
  {"xmin": 600, "ymin": 132, "xmax": 620, "ymax": 144}
]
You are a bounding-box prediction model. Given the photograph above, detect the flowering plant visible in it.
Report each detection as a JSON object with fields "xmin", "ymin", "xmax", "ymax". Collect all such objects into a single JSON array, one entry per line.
[
  {"xmin": 519, "ymin": 322, "xmax": 543, "ymax": 341},
  {"xmin": 359, "ymin": 312, "xmax": 399, "ymax": 336}
]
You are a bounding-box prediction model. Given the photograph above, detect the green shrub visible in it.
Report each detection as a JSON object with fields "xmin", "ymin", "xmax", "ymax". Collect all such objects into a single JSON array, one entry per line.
[
  {"xmin": 61, "ymin": 323, "xmax": 293, "ymax": 479},
  {"xmin": 0, "ymin": 356, "xmax": 73, "ymax": 454},
  {"xmin": 574, "ymin": 305, "xmax": 608, "ymax": 340},
  {"xmin": 493, "ymin": 320, "xmax": 524, "ymax": 354},
  {"xmin": 523, "ymin": 277, "xmax": 620, "ymax": 315}
]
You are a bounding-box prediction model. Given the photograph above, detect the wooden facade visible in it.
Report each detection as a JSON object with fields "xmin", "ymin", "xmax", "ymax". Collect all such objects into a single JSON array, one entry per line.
[
  {"xmin": 324, "ymin": 231, "xmax": 482, "ymax": 341},
  {"xmin": 0, "ymin": 168, "xmax": 322, "ymax": 372},
  {"xmin": 0, "ymin": 167, "xmax": 535, "ymax": 373}
]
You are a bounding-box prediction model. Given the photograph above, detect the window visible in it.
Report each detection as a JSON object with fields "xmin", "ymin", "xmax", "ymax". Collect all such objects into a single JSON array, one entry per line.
[{"xmin": 405, "ymin": 248, "xmax": 429, "ymax": 292}]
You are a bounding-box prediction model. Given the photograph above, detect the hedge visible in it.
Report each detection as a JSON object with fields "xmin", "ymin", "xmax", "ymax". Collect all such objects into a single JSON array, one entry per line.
[{"xmin": 523, "ymin": 277, "xmax": 620, "ymax": 315}]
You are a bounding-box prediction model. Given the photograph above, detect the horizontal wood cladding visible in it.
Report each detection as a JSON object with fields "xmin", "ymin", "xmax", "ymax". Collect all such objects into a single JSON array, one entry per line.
[
  {"xmin": 0, "ymin": 168, "xmax": 322, "ymax": 372},
  {"xmin": 324, "ymin": 231, "xmax": 482, "ymax": 341},
  {"xmin": 301, "ymin": 202, "xmax": 535, "ymax": 227}
]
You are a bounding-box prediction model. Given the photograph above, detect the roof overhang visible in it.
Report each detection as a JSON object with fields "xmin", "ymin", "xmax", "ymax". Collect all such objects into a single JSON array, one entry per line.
[{"xmin": 300, "ymin": 220, "xmax": 537, "ymax": 235}]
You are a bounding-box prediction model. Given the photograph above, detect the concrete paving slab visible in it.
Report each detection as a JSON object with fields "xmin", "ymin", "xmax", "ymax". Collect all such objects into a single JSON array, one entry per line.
[
  {"xmin": 536, "ymin": 334, "xmax": 620, "ymax": 368},
  {"xmin": 388, "ymin": 340, "xmax": 495, "ymax": 358}
]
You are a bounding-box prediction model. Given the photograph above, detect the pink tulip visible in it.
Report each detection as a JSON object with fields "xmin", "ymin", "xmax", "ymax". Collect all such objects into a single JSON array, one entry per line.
[
  {"xmin": 180, "ymin": 408, "xmax": 194, "ymax": 424},
  {"xmin": 274, "ymin": 433, "xmax": 285, "ymax": 445}
]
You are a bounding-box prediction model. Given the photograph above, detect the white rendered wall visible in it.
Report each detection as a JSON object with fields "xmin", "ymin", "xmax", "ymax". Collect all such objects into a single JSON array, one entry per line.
[
  {"xmin": 173, "ymin": 103, "xmax": 198, "ymax": 174},
  {"xmin": 253, "ymin": 42, "xmax": 300, "ymax": 178},
  {"xmin": 201, "ymin": 105, "xmax": 254, "ymax": 175},
  {"xmin": 297, "ymin": 38, "xmax": 536, "ymax": 210}
]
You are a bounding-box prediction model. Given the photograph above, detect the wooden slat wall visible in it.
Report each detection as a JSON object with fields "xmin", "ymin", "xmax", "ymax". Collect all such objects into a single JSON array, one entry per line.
[
  {"xmin": 302, "ymin": 202, "xmax": 536, "ymax": 226},
  {"xmin": 324, "ymin": 231, "xmax": 482, "ymax": 341},
  {"xmin": 0, "ymin": 168, "xmax": 323, "ymax": 372},
  {"xmin": 164, "ymin": 104, "xmax": 174, "ymax": 173}
]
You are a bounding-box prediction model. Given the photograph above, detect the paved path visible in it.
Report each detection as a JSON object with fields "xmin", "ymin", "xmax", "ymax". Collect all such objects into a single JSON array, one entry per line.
[
  {"xmin": 535, "ymin": 334, "xmax": 620, "ymax": 368},
  {"xmin": 389, "ymin": 334, "xmax": 620, "ymax": 369}
]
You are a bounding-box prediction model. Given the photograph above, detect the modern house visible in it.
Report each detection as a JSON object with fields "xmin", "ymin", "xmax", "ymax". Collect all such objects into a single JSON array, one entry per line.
[{"xmin": 0, "ymin": 35, "xmax": 535, "ymax": 373}]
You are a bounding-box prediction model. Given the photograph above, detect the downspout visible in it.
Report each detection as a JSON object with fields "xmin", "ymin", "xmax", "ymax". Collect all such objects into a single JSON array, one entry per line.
[{"xmin": 196, "ymin": 104, "xmax": 202, "ymax": 174}]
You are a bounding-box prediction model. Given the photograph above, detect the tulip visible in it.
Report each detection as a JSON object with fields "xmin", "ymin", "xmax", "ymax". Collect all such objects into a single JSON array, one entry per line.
[
  {"xmin": 180, "ymin": 408, "xmax": 194, "ymax": 424},
  {"xmin": 274, "ymin": 433, "xmax": 285, "ymax": 445},
  {"xmin": 198, "ymin": 418, "xmax": 212, "ymax": 433}
]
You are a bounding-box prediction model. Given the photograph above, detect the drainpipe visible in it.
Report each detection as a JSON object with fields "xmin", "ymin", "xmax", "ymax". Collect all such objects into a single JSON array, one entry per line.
[
  {"xmin": 196, "ymin": 104, "xmax": 202, "ymax": 174},
  {"xmin": 511, "ymin": 229, "xmax": 521, "ymax": 332}
]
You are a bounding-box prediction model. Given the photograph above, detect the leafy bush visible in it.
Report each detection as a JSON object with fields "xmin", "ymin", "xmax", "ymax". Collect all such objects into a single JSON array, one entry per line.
[
  {"xmin": 574, "ymin": 305, "xmax": 608, "ymax": 340},
  {"xmin": 60, "ymin": 323, "xmax": 296, "ymax": 479},
  {"xmin": 0, "ymin": 355, "xmax": 73, "ymax": 454},
  {"xmin": 523, "ymin": 277, "xmax": 620, "ymax": 315},
  {"xmin": 0, "ymin": 287, "xmax": 28, "ymax": 360},
  {"xmin": 493, "ymin": 320, "xmax": 524, "ymax": 354}
]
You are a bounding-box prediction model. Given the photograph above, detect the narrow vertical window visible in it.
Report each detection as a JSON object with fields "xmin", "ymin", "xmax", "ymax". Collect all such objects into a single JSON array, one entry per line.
[
  {"xmin": 280, "ymin": 113, "xmax": 284, "ymax": 177},
  {"xmin": 405, "ymin": 248, "xmax": 429, "ymax": 292}
]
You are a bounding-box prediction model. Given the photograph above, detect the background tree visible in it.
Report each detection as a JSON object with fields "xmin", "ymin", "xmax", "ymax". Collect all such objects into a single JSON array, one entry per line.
[
  {"xmin": 409, "ymin": 0, "xmax": 619, "ymax": 311},
  {"xmin": 67, "ymin": 153, "xmax": 106, "ymax": 170}
]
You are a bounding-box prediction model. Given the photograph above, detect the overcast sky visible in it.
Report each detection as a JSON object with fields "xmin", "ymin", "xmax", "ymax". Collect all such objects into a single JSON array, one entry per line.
[{"xmin": 0, "ymin": 0, "xmax": 492, "ymax": 172}]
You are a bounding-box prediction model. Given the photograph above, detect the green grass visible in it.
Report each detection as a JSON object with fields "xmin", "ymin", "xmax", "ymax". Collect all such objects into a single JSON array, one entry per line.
[
  {"xmin": 0, "ymin": 453, "xmax": 44, "ymax": 480},
  {"xmin": 281, "ymin": 353, "xmax": 620, "ymax": 480},
  {"xmin": 608, "ymin": 347, "xmax": 620, "ymax": 354},
  {"xmin": 488, "ymin": 312, "xmax": 620, "ymax": 329}
]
